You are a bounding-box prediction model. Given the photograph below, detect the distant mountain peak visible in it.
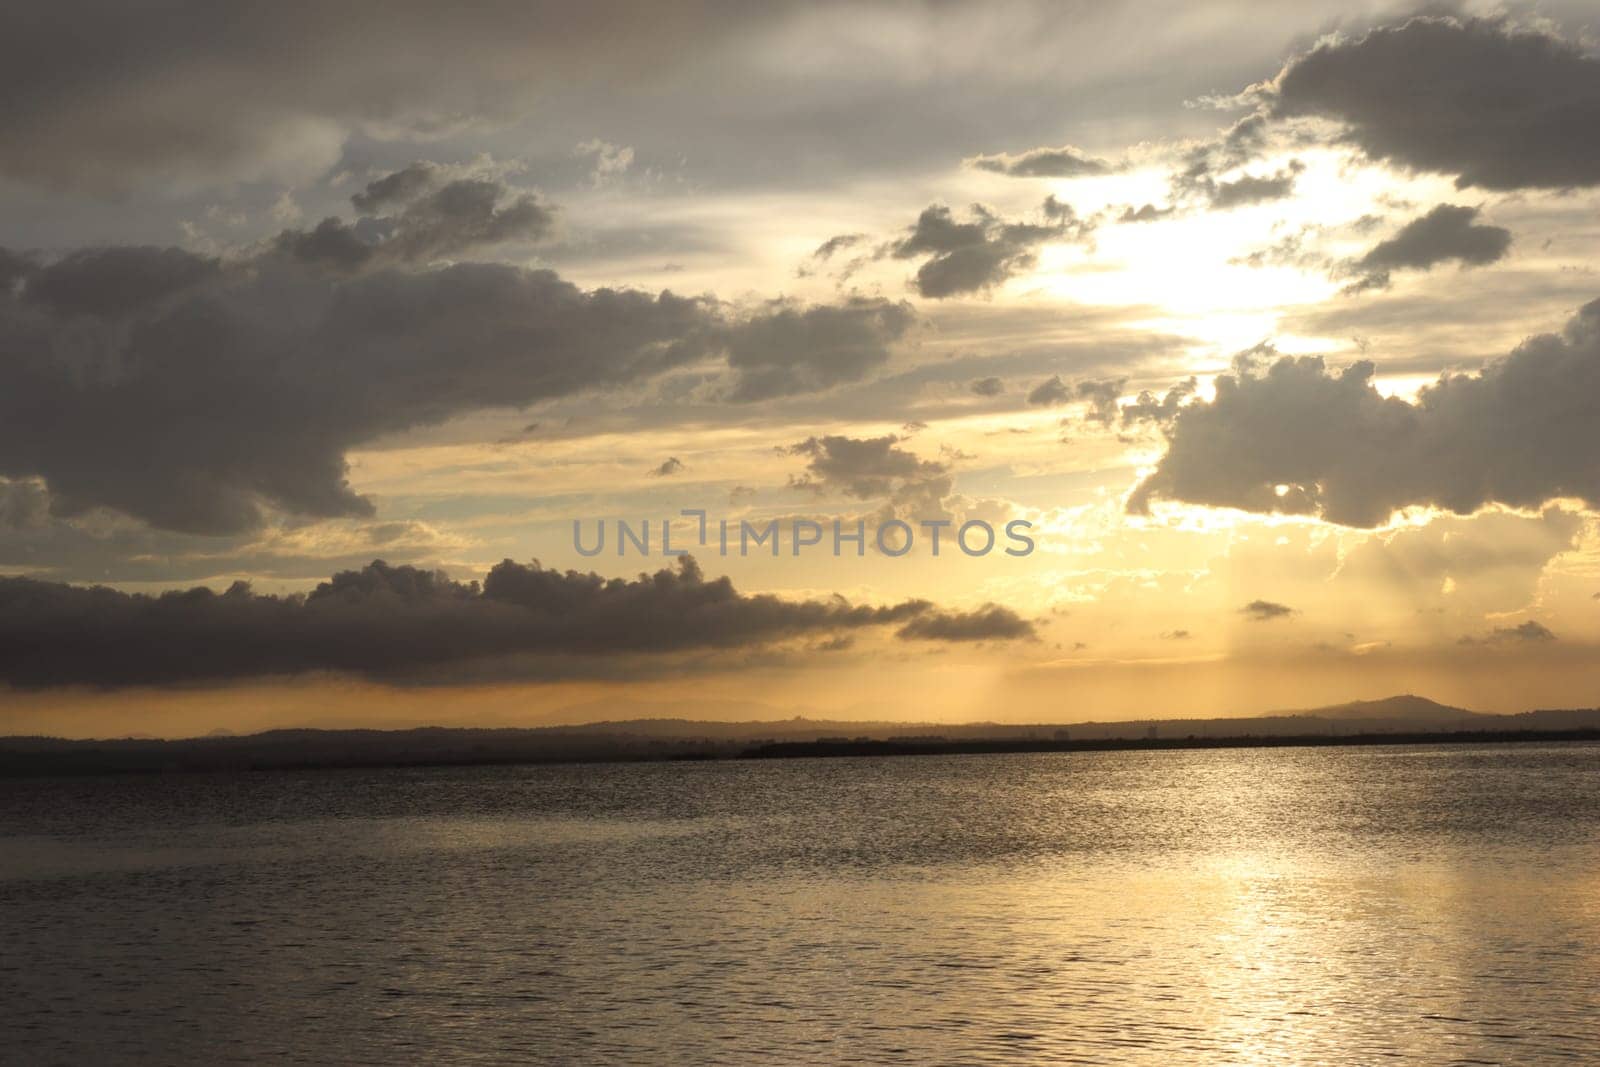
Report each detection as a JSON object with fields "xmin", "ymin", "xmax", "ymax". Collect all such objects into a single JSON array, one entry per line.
[{"xmin": 1287, "ymin": 694, "xmax": 1480, "ymax": 722}]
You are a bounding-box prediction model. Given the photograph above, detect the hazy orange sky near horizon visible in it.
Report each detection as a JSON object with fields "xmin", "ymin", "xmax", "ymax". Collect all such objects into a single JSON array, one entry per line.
[{"xmin": 4, "ymin": 1, "xmax": 1600, "ymax": 734}]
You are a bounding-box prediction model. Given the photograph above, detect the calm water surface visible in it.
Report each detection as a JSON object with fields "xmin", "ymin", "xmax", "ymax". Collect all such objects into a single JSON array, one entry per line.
[{"xmin": 3, "ymin": 743, "xmax": 1599, "ymax": 1064}]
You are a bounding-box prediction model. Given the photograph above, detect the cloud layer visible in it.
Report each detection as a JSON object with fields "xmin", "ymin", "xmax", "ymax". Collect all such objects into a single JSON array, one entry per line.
[
  {"xmin": 278, "ymin": 167, "xmax": 554, "ymax": 268},
  {"xmin": 889, "ymin": 201, "xmax": 1087, "ymax": 298},
  {"xmin": 1132, "ymin": 300, "xmax": 1600, "ymax": 526},
  {"xmin": 723, "ymin": 299, "xmax": 915, "ymax": 401},
  {"xmin": 1344, "ymin": 204, "xmax": 1511, "ymax": 292},
  {"xmin": 965, "ymin": 145, "xmax": 1112, "ymax": 178},
  {"xmin": 787, "ymin": 434, "xmax": 954, "ymax": 521},
  {"xmin": 1271, "ymin": 16, "xmax": 1600, "ymax": 190},
  {"xmin": 0, "ymin": 167, "xmax": 914, "ymax": 535},
  {"xmin": 0, "ymin": 3, "xmax": 796, "ymax": 192},
  {"xmin": 0, "ymin": 249, "xmax": 716, "ymax": 533},
  {"xmin": 896, "ymin": 605, "xmax": 1036, "ymax": 642},
  {"xmin": 0, "ymin": 556, "xmax": 949, "ymax": 688}
]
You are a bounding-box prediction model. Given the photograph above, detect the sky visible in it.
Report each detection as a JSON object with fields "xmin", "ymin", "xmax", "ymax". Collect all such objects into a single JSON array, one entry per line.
[{"xmin": 4, "ymin": 0, "xmax": 1600, "ymax": 737}]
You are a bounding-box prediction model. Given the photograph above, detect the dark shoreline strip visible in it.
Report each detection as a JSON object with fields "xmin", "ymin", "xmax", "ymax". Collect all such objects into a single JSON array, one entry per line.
[{"xmin": 2, "ymin": 728, "xmax": 1596, "ymax": 779}]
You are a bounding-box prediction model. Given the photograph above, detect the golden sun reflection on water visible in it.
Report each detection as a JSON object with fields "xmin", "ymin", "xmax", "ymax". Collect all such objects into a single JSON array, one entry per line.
[{"xmin": 4, "ymin": 745, "xmax": 1599, "ymax": 1063}]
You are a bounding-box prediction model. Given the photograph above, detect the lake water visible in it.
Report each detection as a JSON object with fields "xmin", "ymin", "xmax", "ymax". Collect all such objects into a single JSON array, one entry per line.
[{"xmin": 3, "ymin": 743, "xmax": 1599, "ymax": 1064}]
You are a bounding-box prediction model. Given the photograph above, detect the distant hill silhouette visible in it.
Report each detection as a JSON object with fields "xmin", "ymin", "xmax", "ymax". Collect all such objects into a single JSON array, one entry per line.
[
  {"xmin": 3, "ymin": 694, "xmax": 1598, "ymax": 777},
  {"xmin": 1286, "ymin": 694, "xmax": 1483, "ymax": 723}
]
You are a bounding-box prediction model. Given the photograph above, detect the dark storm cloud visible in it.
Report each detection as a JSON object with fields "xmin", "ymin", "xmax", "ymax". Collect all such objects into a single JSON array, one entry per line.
[
  {"xmin": 1343, "ymin": 204, "xmax": 1511, "ymax": 292},
  {"xmin": 721, "ymin": 298, "xmax": 915, "ymax": 402},
  {"xmin": 350, "ymin": 162, "xmax": 440, "ymax": 213},
  {"xmin": 0, "ymin": 247, "xmax": 33, "ymax": 290},
  {"xmin": 0, "ymin": 232, "xmax": 920, "ymax": 535},
  {"xmin": 889, "ymin": 202, "xmax": 1089, "ymax": 299},
  {"xmin": 1026, "ymin": 375, "xmax": 1124, "ymax": 419},
  {"xmin": 0, "ymin": 556, "xmax": 940, "ymax": 689},
  {"xmin": 1270, "ymin": 16, "xmax": 1600, "ymax": 190},
  {"xmin": 896, "ymin": 604, "xmax": 1036, "ymax": 642},
  {"xmin": 1130, "ymin": 299, "xmax": 1600, "ymax": 526},
  {"xmin": 0, "ymin": 3, "xmax": 807, "ymax": 192},
  {"xmin": 784, "ymin": 433, "xmax": 957, "ymax": 522},
  {"xmin": 969, "ymin": 376, "xmax": 1005, "ymax": 397},
  {"xmin": 0, "ymin": 2, "xmax": 1354, "ymax": 201},
  {"xmin": 21, "ymin": 246, "xmax": 222, "ymax": 318},
  {"xmin": 787, "ymin": 435, "xmax": 949, "ymax": 501},
  {"xmin": 0, "ymin": 479, "xmax": 50, "ymax": 531},
  {"xmin": 0, "ymin": 166, "xmax": 921, "ymax": 535},
  {"xmin": 650, "ymin": 457, "xmax": 685, "ymax": 477},
  {"xmin": 1241, "ymin": 599, "xmax": 1295, "ymax": 621},
  {"xmin": 0, "ymin": 505, "xmax": 471, "ymax": 589},
  {"xmin": 0, "ymin": 253, "xmax": 719, "ymax": 534},
  {"xmin": 276, "ymin": 168, "xmax": 555, "ymax": 269},
  {"xmin": 275, "ymin": 218, "xmax": 380, "ymax": 272},
  {"xmin": 364, "ymin": 178, "xmax": 554, "ymax": 262},
  {"xmin": 965, "ymin": 145, "xmax": 1113, "ymax": 178}
]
